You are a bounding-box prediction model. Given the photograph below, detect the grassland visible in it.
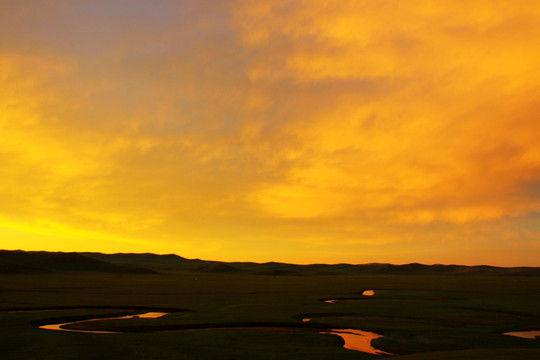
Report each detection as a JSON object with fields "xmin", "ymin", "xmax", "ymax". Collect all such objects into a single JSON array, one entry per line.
[
  {"xmin": 1, "ymin": 263, "xmax": 539, "ymax": 360},
  {"xmin": 1, "ymin": 251, "xmax": 539, "ymax": 359}
]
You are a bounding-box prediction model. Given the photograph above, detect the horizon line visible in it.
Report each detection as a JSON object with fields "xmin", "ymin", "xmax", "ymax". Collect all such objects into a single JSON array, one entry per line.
[{"xmin": 2, "ymin": 248, "xmax": 538, "ymax": 269}]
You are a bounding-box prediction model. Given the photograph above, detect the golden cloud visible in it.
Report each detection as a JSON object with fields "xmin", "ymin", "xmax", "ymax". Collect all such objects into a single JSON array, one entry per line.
[
  {"xmin": 232, "ymin": 0, "xmax": 540, "ymax": 226},
  {"xmin": 0, "ymin": 1, "xmax": 539, "ymax": 265}
]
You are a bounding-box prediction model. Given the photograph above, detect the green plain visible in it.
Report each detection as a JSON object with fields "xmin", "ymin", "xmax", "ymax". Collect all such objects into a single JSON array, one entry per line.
[{"xmin": 1, "ymin": 272, "xmax": 539, "ymax": 359}]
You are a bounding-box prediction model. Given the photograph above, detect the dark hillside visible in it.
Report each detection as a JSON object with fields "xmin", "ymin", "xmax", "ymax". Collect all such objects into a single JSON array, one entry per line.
[
  {"xmin": 0, "ymin": 250, "xmax": 156, "ymax": 274},
  {"xmin": 196, "ymin": 263, "xmax": 243, "ymax": 273},
  {"xmin": 1, "ymin": 250, "xmax": 539, "ymax": 276},
  {"xmin": 83, "ymin": 252, "xmax": 211, "ymax": 271}
]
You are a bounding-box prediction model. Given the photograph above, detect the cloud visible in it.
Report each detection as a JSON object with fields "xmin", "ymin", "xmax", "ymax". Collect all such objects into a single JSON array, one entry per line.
[
  {"xmin": 232, "ymin": 0, "xmax": 540, "ymax": 225},
  {"xmin": 0, "ymin": 0, "xmax": 539, "ymax": 265}
]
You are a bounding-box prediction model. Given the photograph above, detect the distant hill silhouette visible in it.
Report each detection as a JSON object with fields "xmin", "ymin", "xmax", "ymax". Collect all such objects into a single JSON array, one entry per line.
[
  {"xmin": 0, "ymin": 250, "xmax": 157, "ymax": 274},
  {"xmin": 1, "ymin": 250, "xmax": 538, "ymax": 276},
  {"xmin": 196, "ymin": 263, "xmax": 243, "ymax": 273}
]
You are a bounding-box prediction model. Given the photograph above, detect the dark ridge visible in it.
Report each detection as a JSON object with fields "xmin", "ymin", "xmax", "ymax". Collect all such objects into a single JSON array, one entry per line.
[
  {"xmin": 83, "ymin": 252, "xmax": 208, "ymax": 271},
  {"xmin": 117, "ymin": 266, "xmax": 159, "ymax": 274},
  {"xmin": 255, "ymin": 269, "xmax": 304, "ymax": 276},
  {"xmin": 507, "ymin": 267, "xmax": 540, "ymax": 276},
  {"xmin": 0, "ymin": 263, "xmax": 36, "ymax": 274},
  {"xmin": 0, "ymin": 250, "xmax": 156, "ymax": 274},
  {"xmin": 1, "ymin": 250, "xmax": 539, "ymax": 276},
  {"xmin": 232, "ymin": 261, "xmax": 304, "ymax": 274},
  {"xmin": 34, "ymin": 252, "xmax": 118, "ymax": 272},
  {"xmin": 196, "ymin": 263, "xmax": 243, "ymax": 273}
]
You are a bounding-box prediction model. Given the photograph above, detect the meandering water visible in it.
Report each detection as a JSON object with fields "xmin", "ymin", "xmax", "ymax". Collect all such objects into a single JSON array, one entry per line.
[
  {"xmin": 36, "ymin": 310, "xmax": 392, "ymax": 355},
  {"xmin": 39, "ymin": 312, "xmax": 167, "ymax": 334},
  {"xmin": 321, "ymin": 329, "xmax": 394, "ymax": 355},
  {"xmin": 503, "ymin": 331, "xmax": 540, "ymax": 339}
]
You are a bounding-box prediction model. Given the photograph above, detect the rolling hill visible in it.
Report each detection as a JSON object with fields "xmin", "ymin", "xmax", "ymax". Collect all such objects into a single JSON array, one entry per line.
[{"xmin": 1, "ymin": 250, "xmax": 538, "ymax": 276}]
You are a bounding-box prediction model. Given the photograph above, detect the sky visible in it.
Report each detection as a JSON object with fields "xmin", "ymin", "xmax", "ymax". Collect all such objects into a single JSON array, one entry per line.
[{"xmin": 1, "ymin": 0, "xmax": 539, "ymax": 266}]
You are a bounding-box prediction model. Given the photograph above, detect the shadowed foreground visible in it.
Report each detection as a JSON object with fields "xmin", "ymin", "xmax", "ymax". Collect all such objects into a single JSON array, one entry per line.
[{"xmin": 0, "ymin": 253, "xmax": 539, "ymax": 359}]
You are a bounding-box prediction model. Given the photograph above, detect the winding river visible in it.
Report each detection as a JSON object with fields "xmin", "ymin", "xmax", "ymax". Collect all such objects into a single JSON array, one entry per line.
[
  {"xmin": 39, "ymin": 312, "xmax": 167, "ymax": 334},
  {"xmin": 36, "ymin": 310, "xmax": 393, "ymax": 355}
]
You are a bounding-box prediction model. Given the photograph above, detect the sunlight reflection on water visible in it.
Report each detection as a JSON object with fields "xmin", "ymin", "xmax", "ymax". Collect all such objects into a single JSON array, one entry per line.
[
  {"xmin": 38, "ymin": 311, "xmax": 392, "ymax": 355},
  {"xmin": 321, "ymin": 329, "xmax": 394, "ymax": 355},
  {"xmin": 39, "ymin": 312, "xmax": 167, "ymax": 334},
  {"xmin": 503, "ymin": 331, "xmax": 540, "ymax": 339}
]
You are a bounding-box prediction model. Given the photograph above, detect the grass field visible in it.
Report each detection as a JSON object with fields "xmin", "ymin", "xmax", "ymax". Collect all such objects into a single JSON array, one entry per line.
[{"xmin": 1, "ymin": 270, "xmax": 539, "ymax": 359}]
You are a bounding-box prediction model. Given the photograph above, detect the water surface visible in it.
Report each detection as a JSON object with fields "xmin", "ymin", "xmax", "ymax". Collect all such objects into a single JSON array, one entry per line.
[
  {"xmin": 38, "ymin": 312, "xmax": 392, "ymax": 355},
  {"xmin": 39, "ymin": 312, "xmax": 167, "ymax": 334},
  {"xmin": 503, "ymin": 331, "xmax": 540, "ymax": 339},
  {"xmin": 321, "ymin": 329, "xmax": 394, "ymax": 355},
  {"xmin": 324, "ymin": 290, "xmax": 375, "ymax": 304}
]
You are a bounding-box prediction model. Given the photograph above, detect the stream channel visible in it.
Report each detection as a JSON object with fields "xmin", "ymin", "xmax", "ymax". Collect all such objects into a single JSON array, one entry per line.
[{"xmin": 36, "ymin": 304, "xmax": 393, "ymax": 355}]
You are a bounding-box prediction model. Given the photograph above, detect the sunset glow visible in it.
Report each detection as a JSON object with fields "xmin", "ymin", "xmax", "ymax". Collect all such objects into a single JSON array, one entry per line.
[{"xmin": 1, "ymin": 1, "xmax": 539, "ymax": 265}]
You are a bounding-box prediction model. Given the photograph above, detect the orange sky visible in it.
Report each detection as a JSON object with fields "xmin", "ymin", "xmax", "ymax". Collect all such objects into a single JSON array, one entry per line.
[{"xmin": 1, "ymin": 0, "xmax": 539, "ymax": 266}]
